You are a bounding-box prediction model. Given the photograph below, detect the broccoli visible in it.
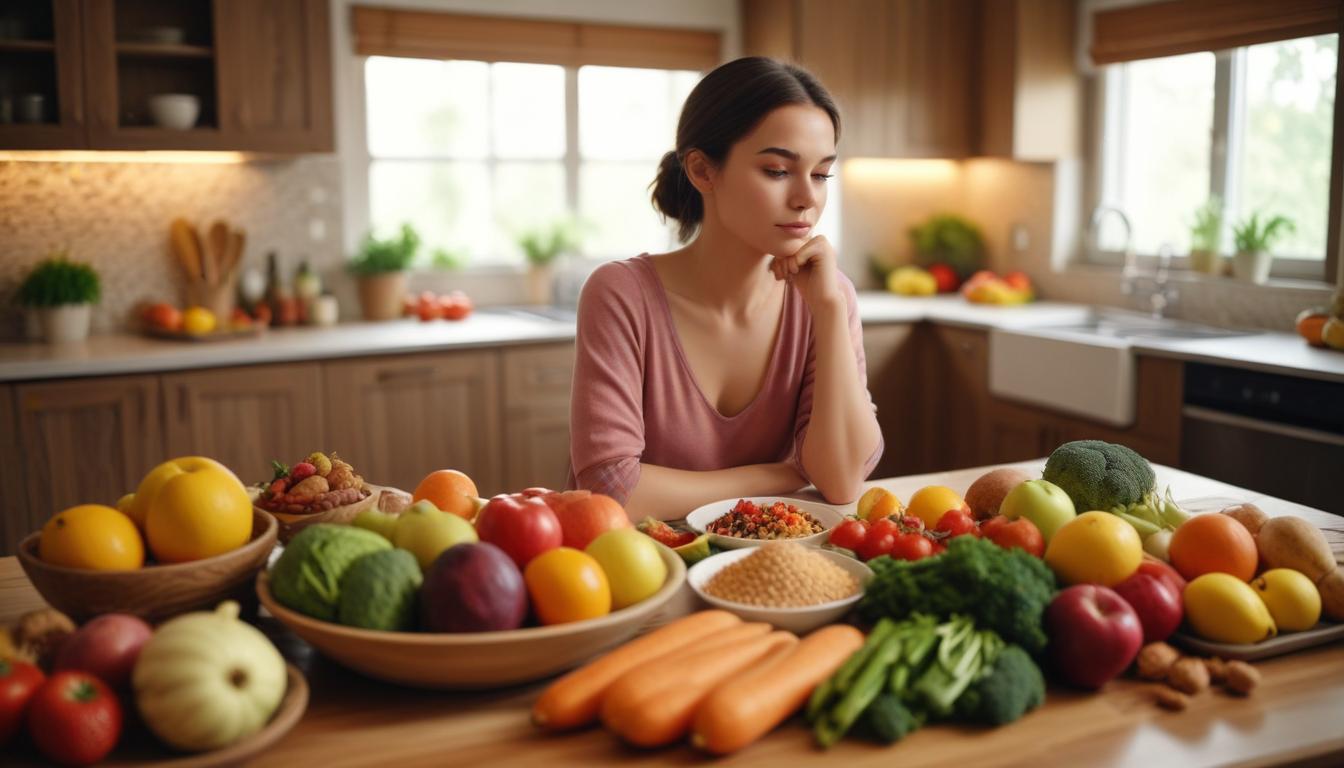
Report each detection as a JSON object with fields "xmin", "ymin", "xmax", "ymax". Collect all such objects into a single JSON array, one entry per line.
[
  {"xmin": 955, "ymin": 645, "xmax": 1045, "ymax": 726},
  {"xmin": 858, "ymin": 537, "xmax": 1057, "ymax": 655},
  {"xmin": 1042, "ymin": 439, "xmax": 1156, "ymax": 512},
  {"xmin": 864, "ymin": 693, "xmax": 923, "ymax": 743}
]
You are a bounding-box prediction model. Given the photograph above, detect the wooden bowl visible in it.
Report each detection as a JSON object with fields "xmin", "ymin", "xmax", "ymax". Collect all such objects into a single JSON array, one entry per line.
[
  {"xmin": 17, "ymin": 509, "xmax": 278, "ymax": 624},
  {"xmin": 259, "ymin": 484, "xmax": 411, "ymax": 545},
  {"xmin": 256, "ymin": 543, "xmax": 687, "ymax": 689}
]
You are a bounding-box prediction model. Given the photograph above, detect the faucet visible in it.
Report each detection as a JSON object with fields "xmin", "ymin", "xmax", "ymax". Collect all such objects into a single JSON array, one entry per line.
[
  {"xmin": 1148, "ymin": 242, "xmax": 1180, "ymax": 319},
  {"xmin": 1087, "ymin": 204, "xmax": 1136, "ymax": 294},
  {"xmin": 1087, "ymin": 204, "xmax": 1179, "ymax": 318}
]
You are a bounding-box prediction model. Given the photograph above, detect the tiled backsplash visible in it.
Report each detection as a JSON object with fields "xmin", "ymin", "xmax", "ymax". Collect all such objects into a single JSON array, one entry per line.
[{"xmin": 0, "ymin": 157, "xmax": 343, "ymax": 339}]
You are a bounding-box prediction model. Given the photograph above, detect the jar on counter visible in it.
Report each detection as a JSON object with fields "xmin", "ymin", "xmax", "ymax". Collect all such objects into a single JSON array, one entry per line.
[{"xmin": 311, "ymin": 294, "xmax": 339, "ymax": 327}]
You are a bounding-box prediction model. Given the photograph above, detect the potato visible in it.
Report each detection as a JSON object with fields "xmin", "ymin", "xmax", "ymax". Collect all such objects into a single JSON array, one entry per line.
[
  {"xmin": 1318, "ymin": 568, "xmax": 1344, "ymax": 622},
  {"xmin": 1221, "ymin": 503, "xmax": 1269, "ymax": 536},
  {"xmin": 1257, "ymin": 516, "xmax": 1336, "ymax": 583}
]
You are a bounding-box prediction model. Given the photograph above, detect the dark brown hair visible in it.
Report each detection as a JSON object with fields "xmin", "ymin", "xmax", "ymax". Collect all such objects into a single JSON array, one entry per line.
[{"xmin": 650, "ymin": 57, "xmax": 841, "ymax": 243}]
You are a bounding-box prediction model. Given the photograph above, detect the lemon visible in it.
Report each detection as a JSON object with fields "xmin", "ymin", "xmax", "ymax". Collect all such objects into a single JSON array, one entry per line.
[
  {"xmin": 906, "ymin": 486, "xmax": 968, "ymax": 528},
  {"xmin": 1043, "ymin": 511, "xmax": 1142, "ymax": 587},
  {"xmin": 40, "ymin": 504, "xmax": 145, "ymax": 570},
  {"xmin": 1251, "ymin": 568, "xmax": 1321, "ymax": 632},
  {"xmin": 1185, "ymin": 573, "xmax": 1276, "ymax": 644},
  {"xmin": 182, "ymin": 306, "xmax": 216, "ymax": 336}
]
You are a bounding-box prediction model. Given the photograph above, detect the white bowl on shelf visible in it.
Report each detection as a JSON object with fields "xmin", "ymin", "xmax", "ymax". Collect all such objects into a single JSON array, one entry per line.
[
  {"xmin": 685, "ymin": 496, "xmax": 845, "ymax": 549},
  {"xmin": 148, "ymin": 93, "xmax": 200, "ymax": 130},
  {"xmin": 687, "ymin": 547, "xmax": 871, "ymax": 634}
]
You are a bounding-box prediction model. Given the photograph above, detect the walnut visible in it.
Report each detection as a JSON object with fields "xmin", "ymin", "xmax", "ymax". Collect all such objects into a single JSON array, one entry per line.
[
  {"xmin": 1204, "ymin": 657, "xmax": 1228, "ymax": 684},
  {"xmin": 1136, "ymin": 642, "xmax": 1181, "ymax": 681},
  {"xmin": 14, "ymin": 609, "xmax": 75, "ymax": 670},
  {"xmin": 1168, "ymin": 657, "xmax": 1211, "ymax": 695},
  {"xmin": 1155, "ymin": 686, "xmax": 1189, "ymax": 711},
  {"xmin": 290, "ymin": 474, "xmax": 330, "ymax": 498},
  {"xmin": 1224, "ymin": 661, "xmax": 1261, "ymax": 696}
]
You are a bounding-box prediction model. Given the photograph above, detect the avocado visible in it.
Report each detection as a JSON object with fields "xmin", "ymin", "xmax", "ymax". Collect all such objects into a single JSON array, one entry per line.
[
  {"xmin": 270, "ymin": 524, "xmax": 391, "ymax": 621},
  {"xmin": 338, "ymin": 548, "xmax": 422, "ymax": 631},
  {"xmin": 674, "ymin": 533, "xmax": 712, "ymax": 564}
]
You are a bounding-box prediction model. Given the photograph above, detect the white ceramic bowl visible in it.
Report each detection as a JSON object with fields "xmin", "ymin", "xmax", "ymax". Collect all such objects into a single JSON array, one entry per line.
[
  {"xmin": 687, "ymin": 547, "xmax": 871, "ymax": 634},
  {"xmin": 148, "ymin": 93, "xmax": 200, "ymax": 130},
  {"xmin": 686, "ymin": 496, "xmax": 844, "ymax": 549}
]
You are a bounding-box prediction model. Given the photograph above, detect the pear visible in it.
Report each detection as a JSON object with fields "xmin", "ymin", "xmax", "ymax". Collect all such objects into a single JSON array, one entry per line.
[
  {"xmin": 352, "ymin": 508, "xmax": 398, "ymax": 541},
  {"xmin": 392, "ymin": 500, "xmax": 478, "ymax": 570}
]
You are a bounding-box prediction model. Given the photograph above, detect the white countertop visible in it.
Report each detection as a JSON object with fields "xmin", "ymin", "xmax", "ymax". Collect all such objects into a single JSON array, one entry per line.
[{"xmin": 2, "ymin": 294, "xmax": 1342, "ymax": 384}]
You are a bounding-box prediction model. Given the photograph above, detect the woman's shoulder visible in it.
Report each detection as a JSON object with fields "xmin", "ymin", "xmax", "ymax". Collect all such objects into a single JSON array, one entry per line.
[{"xmin": 577, "ymin": 255, "xmax": 658, "ymax": 324}]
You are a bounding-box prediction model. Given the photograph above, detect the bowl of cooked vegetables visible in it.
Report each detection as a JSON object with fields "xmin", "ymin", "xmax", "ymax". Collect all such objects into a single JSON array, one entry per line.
[{"xmin": 686, "ymin": 497, "xmax": 843, "ymax": 549}]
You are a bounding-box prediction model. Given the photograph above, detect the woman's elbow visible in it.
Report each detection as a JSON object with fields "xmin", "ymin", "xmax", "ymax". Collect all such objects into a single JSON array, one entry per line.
[{"xmin": 813, "ymin": 475, "xmax": 864, "ymax": 505}]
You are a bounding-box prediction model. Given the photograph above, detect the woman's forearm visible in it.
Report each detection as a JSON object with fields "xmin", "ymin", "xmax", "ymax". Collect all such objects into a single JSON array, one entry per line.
[
  {"xmin": 624, "ymin": 461, "xmax": 806, "ymax": 521},
  {"xmin": 799, "ymin": 297, "xmax": 882, "ymax": 504}
]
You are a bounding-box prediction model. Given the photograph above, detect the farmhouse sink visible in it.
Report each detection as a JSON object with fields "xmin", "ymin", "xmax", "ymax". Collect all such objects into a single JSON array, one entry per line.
[{"xmin": 989, "ymin": 310, "xmax": 1252, "ymax": 427}]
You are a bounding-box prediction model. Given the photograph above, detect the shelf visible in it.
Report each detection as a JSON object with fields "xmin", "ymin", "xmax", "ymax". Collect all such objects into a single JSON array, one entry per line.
[
  {"xmin": 0, "ymin": 39, "xmax": 55, "ymax": 54},
  {"xmin": 115, "ymin": 42, "xmax": 212, "ymax": 59}
]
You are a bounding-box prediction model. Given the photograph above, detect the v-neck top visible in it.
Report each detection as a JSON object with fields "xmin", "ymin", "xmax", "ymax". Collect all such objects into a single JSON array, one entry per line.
[{"xmin": 567, "ymin": 254, "xmax": 881, "ymax": 504}]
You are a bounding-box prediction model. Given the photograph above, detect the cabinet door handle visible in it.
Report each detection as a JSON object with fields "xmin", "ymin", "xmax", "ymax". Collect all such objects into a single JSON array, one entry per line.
[{"xmin": 378, "ymin": 366, "xmax": 436, "ymax": 384}]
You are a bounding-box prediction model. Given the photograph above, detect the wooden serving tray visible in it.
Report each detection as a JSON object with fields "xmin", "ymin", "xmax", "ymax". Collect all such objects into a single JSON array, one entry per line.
[
  {"xmin": 144, "ymin": 325, "xmax": 266, "ymax": 343},
  {"xmin": 1170, "ymin": 622, "xmax": 1344, "ymax": 661}
]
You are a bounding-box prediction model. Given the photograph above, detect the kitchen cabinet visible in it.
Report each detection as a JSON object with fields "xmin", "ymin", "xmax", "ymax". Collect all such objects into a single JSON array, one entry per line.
[
  {"xmin": 12, "ymin": 375, "xmax": 162, "ymax": 550},
  {"xmin": 162, "ymin": 363, "xmax": 326, "ymax": 483},
  {"xmin": 324, "ymin": 352, "xmax": 504, "ymax": 498},
  {"xmin": 0, "ymin": 386, "xmax": 30, "ymax": 556},
  {"xmin": 978, "ymin": 0, "xmax": 1079, "ymax": 160},
  {"xmin": 2, "ymin": 0, "xmax": 332, "ymax": 151},
  {"xmin": 929, "ymin": 324, "xmax": 992, "ymax": 470},
  {"xmin": 742, "ymin": 0, "xmax": 977, "ymax": 158},
  {"xmin": 863, "ymin": 322, "xmax": 923, "ymax": 478},
  {"xmin": 0, "ymin": 0, "xmax": 86, "ymax": 149},
  {"xmin": 501, "ymin": 344, "xmax": 575, "ymax": 493}
]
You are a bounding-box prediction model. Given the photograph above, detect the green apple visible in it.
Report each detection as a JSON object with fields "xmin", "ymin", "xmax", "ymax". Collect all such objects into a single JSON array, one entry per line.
[
  {"xmin": 1000, "ymin": 479, "xmax": 1076, "ymax": 544},
  {"xmin": 585, "ymin": 529, "xmax": 667, "ymax": 610},
  {"xmin": 352, "ymin": 508, "xmax": 399, "ymax": 541},
  {"xmin": 392, "ymin": 500, "xmax": 478, "ymax": 570}
]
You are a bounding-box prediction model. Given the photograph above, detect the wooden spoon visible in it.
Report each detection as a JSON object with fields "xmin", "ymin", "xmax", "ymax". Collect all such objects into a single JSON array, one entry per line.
[
  {"xmin": 205, "ymin": 220, "xmax": 229, "ymax": 286},
  {"xmin": 169, "ymin": 218, "xmax": 202, "ymax": 282}
]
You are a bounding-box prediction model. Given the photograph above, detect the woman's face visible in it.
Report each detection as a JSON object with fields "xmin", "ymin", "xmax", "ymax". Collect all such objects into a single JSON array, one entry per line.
[{"xmin": 704, "ymin": 104, "xmax": 837, "ymax": 256}]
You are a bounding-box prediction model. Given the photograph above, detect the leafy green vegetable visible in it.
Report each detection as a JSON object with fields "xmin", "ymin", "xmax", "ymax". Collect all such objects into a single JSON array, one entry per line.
[
  {"xmin": 954, "ymin": 645, "xmax": 1045, "ymax": 726},
  {"xmin": 865, "ymin": 693, "xmax": 922, "ymax": 743},
  {"xmin": 1042, "ymin": 439, "xmax": 1155, "ymax": 513},
  {"xmin": 859, "ymin": 536, "xmax": 1056, "ymax": 654},
  {"xmin": 908, "ymin": 214, "xmax": 985, "ymax": 278},
  {"xmin": 16, "ymin": 254, "xmax": 100, "ymax": 307}
]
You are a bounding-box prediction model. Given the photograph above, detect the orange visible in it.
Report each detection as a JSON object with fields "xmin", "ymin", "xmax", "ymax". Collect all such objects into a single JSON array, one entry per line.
[
  {"xmin": 413, "ymin": 469, "xmax": 480, "ymax": 519},
  {"xmin": 1044, "ymin": 511, "xmax": 1143, "ymax": 586},
  {"xmin": 906, "ymin": 486, "xmax": 969, "ymax": 528},
  {"xmin": 40, "ymin": 504, "xmax": 144, "ymax": 571},
  {"xmin": 142, "ymin": 457, "xmax": 252, "ymax": 563},
  {"xmin": 1168, "ymin": 513, "xmax": 1258, "ymax": 582},
  {"xmin": 1296, "ymin": 312, "xmax": 1327, "ymax": 347},
  {"xmin": 856, "ymin": 487, "xmax": 904, "ymax": 522},
  {"xmin": 523, "ymin": 547, "xmax": 612, "ymax": 625}
]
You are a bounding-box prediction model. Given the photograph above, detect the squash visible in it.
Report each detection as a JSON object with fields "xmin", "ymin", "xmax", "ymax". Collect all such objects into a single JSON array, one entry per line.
[{"xmin": 133, "ymin": 601, "xmax": 287, "ymax": 752}]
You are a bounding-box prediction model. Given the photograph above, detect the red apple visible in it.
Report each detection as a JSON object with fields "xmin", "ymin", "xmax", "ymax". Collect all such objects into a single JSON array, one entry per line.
[
  {"xmin": 1045, "ymin": 584, "xmax": 1144, "ymax": 689},
  {"xmin": 475, "ymin": 493, "xmax": 563, "ymax": 570},
  {"xmin": 1137, "ymin": 555, "xmax": 1188, "ymax": 598},
  {"xmin": 1112, "ymin": 571, "xmax": 1183, "ymax": 643},
  {"xmin": 541, "ymin": 490, "xmax": 630, "ymax": 550},
  {"xmin": 53, "ymin": 614, "xmax": 153, "ymax": 690}
]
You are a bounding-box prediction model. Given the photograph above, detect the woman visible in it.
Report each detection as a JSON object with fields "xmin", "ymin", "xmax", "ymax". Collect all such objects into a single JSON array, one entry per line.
[{"xmin": 568, "ymin": 57, "xmax": 883, "ymax": 521}]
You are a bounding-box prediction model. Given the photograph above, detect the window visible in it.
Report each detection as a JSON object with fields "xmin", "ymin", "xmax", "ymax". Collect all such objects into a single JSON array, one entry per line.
[
  {"xmin": 1095, "ymin": 34, "xmax": 1337, "ymax": 277},
  {"xmin": 365, "ymin": 57, "xmax": 699, "ymax": 267}
]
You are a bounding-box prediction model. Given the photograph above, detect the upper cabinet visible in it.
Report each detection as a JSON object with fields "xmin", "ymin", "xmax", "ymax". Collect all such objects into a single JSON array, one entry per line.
[
  {"xmin": 743, "ymin": 0, "xmax": 978, "ymax": 159},
  {"xmin": 0, "ymin": 0, "xmax": 333, "ymax": 152},
  {"xmin": 978, "ymin": 0, "xmax": 1079, "ymax": 160}
]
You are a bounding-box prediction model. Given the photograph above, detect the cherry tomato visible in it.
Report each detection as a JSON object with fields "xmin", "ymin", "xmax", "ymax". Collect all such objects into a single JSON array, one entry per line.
[
  {"xmin": 899, "ymin": 515, "xmax": 925, "ymax": 532},
  {"xmin": 889, "ymin": 531, "xmax": 934, "ymax": 561},
  {"xmin": 980, "ymin": 516, "xmax": 1045, "ymax": 557},
  {"xmin": 934, "ymin": 509, "xmax": 979, "ymax": 538},
  {"xmin": 857, "ymin": 530, "xmax": 896, "ymax": 562},
  {"xmin": 26, "ymin": 671, "xmax": 121, "ymax": 766},
  {"xmin": 828, "ymin": 518, "xmax": 869, "ymax": 552},
  {"xmin": 869, "ymin": 516, "xmax": 901, "ymax": 539},
  {"xmin": 0, "ymin": 659, "xmax": 45, "ymax": 744}
]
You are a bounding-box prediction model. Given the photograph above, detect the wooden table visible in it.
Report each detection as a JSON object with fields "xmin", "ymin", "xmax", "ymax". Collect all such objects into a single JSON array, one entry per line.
[{"xmin": 4, "ymin": 461, "xmax": 1344, "ymax": 767}]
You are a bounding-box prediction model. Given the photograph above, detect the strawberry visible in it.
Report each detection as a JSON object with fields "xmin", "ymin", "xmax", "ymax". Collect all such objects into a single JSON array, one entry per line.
[
  {"xmin": 291, "ymin": 462, "xmax": 317, "ymax": 482},
  {"xmin": 267, "ymin": 478, "xmax": 287, "ymax": 496}
]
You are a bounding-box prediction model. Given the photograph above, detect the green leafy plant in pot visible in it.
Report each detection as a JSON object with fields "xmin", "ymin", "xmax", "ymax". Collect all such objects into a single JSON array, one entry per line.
[
  {"xmin": 1231, "ymin": 211, "xmax": 1293, "ymax": 284},
  {"xmin": 518, "ymin": 219, "xmax": 581, "ymax": 305},
  {"xmin": 1188, "ymin": 197, "xmax": 1224, "ymax": 275},
  {"xmin": 909, "ymin": 214, "xmax": 985, "ymax": 280},
  {"xmin": 16, "ymin": 253, "xmax": 100, "ymax": 343},
  {"xmin": 349, "ymin": 223, "xmax": 419, "ymax": 320}
]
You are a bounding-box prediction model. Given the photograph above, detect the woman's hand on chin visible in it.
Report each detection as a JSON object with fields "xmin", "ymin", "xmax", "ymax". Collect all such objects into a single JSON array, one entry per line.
[{"xmin": 770, "ymin": 235, "xmax": 844, "ymax": 313}]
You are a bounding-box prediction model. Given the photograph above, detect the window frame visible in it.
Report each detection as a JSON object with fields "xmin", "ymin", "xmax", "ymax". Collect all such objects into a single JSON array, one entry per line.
[{"xmin": 1086, "ymin": 35, "xmax": 1342, "ymax": 284}]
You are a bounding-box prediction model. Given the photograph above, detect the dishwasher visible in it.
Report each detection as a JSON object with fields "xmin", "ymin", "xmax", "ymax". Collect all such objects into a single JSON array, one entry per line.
[{"xmin": 1180, "ymin": 362, "xmax": 1344, "ymax": 516}]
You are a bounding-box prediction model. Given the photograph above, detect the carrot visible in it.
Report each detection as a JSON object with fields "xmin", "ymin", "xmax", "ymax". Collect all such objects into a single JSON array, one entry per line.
[
  {"xmin": 603, "ymin": 630, "xmax": 799, "ymax": 748},
  {"xmin": 690, "ymin": 624, "xmax": 866, "ymax": 755},
  {"xmin": 531, "ymin": 610, "xmax": 741, "ymax": 731}
]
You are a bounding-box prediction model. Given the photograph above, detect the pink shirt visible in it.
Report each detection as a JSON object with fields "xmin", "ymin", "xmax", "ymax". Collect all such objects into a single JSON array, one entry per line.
[{"xmin": 567, "ymin": 255, "xmax": 882, "ymax": 504}]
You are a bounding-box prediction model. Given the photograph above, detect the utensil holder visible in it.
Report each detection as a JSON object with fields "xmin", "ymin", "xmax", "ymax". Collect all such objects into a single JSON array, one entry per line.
[{"xmin": 185, "ymin": 280, "xmax": 236, "ymax": 321}]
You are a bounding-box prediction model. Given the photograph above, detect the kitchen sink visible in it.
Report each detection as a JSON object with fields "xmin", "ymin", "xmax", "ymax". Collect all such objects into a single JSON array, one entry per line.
[{"xmin": 988, "ymin": 311, "xmax": 1252, "ymax": 427}]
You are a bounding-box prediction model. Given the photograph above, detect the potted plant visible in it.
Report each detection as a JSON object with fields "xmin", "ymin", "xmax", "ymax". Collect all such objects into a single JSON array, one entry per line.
[
  {"xmin": 518, "ymin": 219, "xmax": 580, "ymax": 305},
  {"xmin": 1188, "ymin": 197, "xmax": 1224, "ymax": 275},
  {"xmin": 16, "ymin": 254, "xmax": 100, "ymax": 343},
  {"xmin": 909, "ymin": 214, "xmax": 985, "ymax": 280},
  {"xmin": 349, "ymin": 223, "xmax": 419, "ymax": 321},
  {"xmin": 1231, "ymin": 212, "xmax": 1294, "ymax": 284}
]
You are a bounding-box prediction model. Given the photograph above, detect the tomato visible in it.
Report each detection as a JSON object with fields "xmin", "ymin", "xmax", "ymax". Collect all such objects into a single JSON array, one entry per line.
[
  {"xmin": 857, "ymin": 530, "xmax": 896, "ymax": 561},
  {"xmin": 934, "ymin": 509, "xmax": 979, "ymax": 539},
  {"xmin": 523, "ymin": 547, "xmax": 612, "ymax": 625},
  {"xmin": 441, "ymin": 292, "xmax": 473, "ymax": 321},
  {"xmin": 26, "ymin": 671, "xmax": 121, "ymax": 766},
  {"xmin": 475, "ymin": 493, "xmax": 564, "ymax": 570},
  {"xmin": 890, "ymin": 531, "xmax": 934, "ymax": 561},
  {"xmin": 0, "ymin": 659, "xmax": 45, "ymax": 744},
  {"xmin": 869, "ymin": 516, "xmax": 901, "ymax": 539},
  {"xmin": 899, "ymin": 515, "xmax": 925, "ymax": 532},
  {"xmin": 828, "ymin": 519, "xmax": 869, "ymax": 551},
  {"xmin": 981, "ymin": 515, "xmax": 1045, "ymax": 558}
]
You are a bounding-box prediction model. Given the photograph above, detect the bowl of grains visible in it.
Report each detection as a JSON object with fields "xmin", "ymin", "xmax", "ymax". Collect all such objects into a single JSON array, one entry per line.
[
  {"xmin": 687, "ymin": 542, "xmax": 872, "ymax": 634},
  {"xmin": 686, "ymin": 496, "xmax": 844, "ymax": 550}
]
